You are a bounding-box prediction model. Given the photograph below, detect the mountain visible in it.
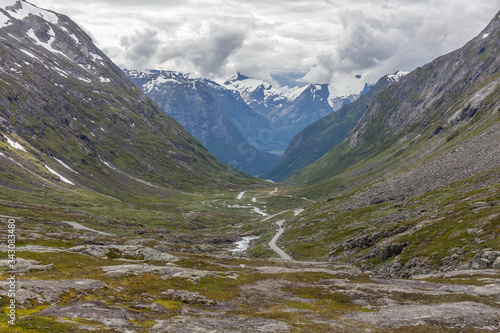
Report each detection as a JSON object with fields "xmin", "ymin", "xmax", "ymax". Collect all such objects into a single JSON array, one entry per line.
[
  {"xmin": 0, "ymin": 0, "xmax": 254, "ymax": 202},
  {"xmin": 262, "ymin": 71, "xmax": 408, "ymax": 182},
  {"xmin": 276, "ymin": 11, "xmax": 500, "ymax": 276},
  {"xmin": 222, "ymin": 73, "xmax": 290, "ymax": 118},
  {"xmin": 222, "ymin": 73, "xmax": 367, "ymax": 151},
  {"xmin": 124, "ymin": 70, "xmax": 280, "ymax": 175}
]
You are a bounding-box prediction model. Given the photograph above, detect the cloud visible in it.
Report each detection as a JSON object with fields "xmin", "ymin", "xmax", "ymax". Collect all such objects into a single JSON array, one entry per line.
[
  {"xmin": 120, "ymin": 28, "xmax": 161, "ymax": 69},
  {"xmin": 38, "ymin": 0, "xmax": 500, "ymax": 90},
  {"xmin": 157, "ymin": 20, "xmax": 252, "ymax": 76}
]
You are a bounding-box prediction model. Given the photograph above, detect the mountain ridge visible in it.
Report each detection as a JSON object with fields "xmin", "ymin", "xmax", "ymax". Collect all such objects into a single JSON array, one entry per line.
[
  {"xmin": 125, "ymin": 69, "xmax": 280, "ymax": 175},
  {"xmin": 0, "ymin": 0, "xmax": 256, "ymax": 201},
  {"xmin": 262, "ymin": 71, "xmax": 406, "ymax": 182}
]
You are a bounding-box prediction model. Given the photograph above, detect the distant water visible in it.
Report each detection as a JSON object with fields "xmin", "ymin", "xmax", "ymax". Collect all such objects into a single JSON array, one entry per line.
[{"xmin": 229, "ymin": 236, "xmax": 259, "ymax": 252}]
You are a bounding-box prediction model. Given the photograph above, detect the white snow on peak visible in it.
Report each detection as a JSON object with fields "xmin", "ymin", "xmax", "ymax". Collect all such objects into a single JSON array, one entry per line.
[
  {"xmin": 89, "ymin": 52, "xmax": 103, "ymax": 63},
  {"xmin": 3, "ymin": 0, "xmax": 59, "ymax": 24},
  {"xmin": 482, "ymin": 33, "xmax": 490, "ymax": 39},
  {"xmin": 4, "ymin": 135, "xmax": 26, "ymax": 151},
  {"xmin": 387, "ymin": 70, "xmax": 410, "ymax": 83},
  {"xmin": 284, "ymin": 85, "xmax": 308, "ymax": 100},
  {"xmin": 26, "ymin": 27, "xmax": 71, "ymax": 61},
  {"xmin": 99, "ymin": 77, "xmax": 111, "ymax": 83},
  {"xmin": 44, "ymin": 164, "xmax": 74, "ymax": 185},
  {"xmin": 222, "ymin": 74, "xmax": 286, "ymax": 100}
]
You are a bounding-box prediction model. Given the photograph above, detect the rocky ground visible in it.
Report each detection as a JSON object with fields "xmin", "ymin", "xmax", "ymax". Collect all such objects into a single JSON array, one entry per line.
[{"xmin": 0, "ymin": 215, "xmax": 499, "ymax": 332}]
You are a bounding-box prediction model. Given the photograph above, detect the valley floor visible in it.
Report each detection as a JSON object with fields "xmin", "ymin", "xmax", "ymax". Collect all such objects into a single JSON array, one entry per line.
[{"xmin": 0, "ymin": 187, "xmax": 499, "ymax": 332}]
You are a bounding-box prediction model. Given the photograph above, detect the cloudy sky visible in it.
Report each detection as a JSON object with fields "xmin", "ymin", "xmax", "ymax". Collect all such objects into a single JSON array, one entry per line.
[{"xmin": 36, "ymin": 0, "xmax": 498, "ymax": 91}]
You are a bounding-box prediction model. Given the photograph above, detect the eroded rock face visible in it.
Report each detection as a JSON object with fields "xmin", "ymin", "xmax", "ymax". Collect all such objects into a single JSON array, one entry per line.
[
  {"xmin": 68, "ymin": 245, "xmax": 178, "ymax": 261},
  {"xmin": 101, "ymin": 263, "xmax": 213, "ymax": 281},
  {"xmin": 39, "ymin": 301, "xmax": 142, "ymax": 331},
  {"xmin": 344, "ymin": 302, "xmax": 500, "ymax": 330},
  {"xmin": 152, "ymin": 314, "xmax": 292, "ymax": 333},
  {"xmin": 0, "ymin": 279, "xmax": 107, "ymax": 307},
  {"xmin": 0, "ymin": 258, "xmax": 53, "ymax": 273}
]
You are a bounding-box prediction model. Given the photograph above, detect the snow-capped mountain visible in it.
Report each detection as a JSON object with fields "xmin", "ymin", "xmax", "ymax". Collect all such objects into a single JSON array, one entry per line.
[
  {"xmin": 222, "ymin": 73, "xmax": 290, "ymax": 118},
  {"xmin": 222, "ymin": 73, "xmax": 371, "ymax": 144},
  {"xmin": 125, "ymin": 69, "xmax": 280, "ymax": 175},
  {"xmin": 0, "ymin": 0, "xmax": 249, "ymax": 195}
]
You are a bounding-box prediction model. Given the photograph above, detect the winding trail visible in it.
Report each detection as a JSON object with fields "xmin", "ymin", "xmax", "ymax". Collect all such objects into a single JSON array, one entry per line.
[
  {"xmin": 268, "ymin": 219, "xmax": 292, "ymax": 260},
  {"xmin": 233, "ymin": 189, "xmax": 307, "ymax": 260},
  {"xmin": 267, "ymin": 209, "xmax": 304, "ymax": 260}
]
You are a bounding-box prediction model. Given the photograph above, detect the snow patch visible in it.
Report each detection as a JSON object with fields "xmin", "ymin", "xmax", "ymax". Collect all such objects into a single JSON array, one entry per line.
[
  {"xmin": 4, "ymin": 135, "xmax": 26, "ymax": 151},
  {"xmin": 99, "ymin": 158, "xmax": 115, "ymax": 170},
  {"xmin": 482, "ymin": 33, "xmax": 489, "ymax": 39},
  {"xmin": 44, "ymin": 165, "xmax": 74, "ymax": 185},
  {"xmin": 26, "ymin": 27, "xmax": 71, "ymax": 61},
  {"xmin": 237, "ymin": 191, "xmax": 245, "ymax": 200},
  {"xmin": 99, "ymin": 77, "xmax": 110, "ymax": 83},
  {"xmin": 78, "ymin": 77, "xmax": 92, "ymax": 83},
  {"xmin": 387, "ymin": 70, "xmax": 410, "ymax": 83},
  {"xmin": 252, "ymin": 207, "xmax": 268, "ymax": 216},
  {"xmin": 54, "ymin": 157, "xmax": 78, "ymax": 173},
  {"xmin": 20, "ymin": 49, "xmax": 39, "ymax": 60},
  {"xmin": 5, "ymin": 0, "xmax": 59, "ymax": 24},
  {"xmin": 89, "ymin": 52, "xmax": 103, "ymax": 62}
]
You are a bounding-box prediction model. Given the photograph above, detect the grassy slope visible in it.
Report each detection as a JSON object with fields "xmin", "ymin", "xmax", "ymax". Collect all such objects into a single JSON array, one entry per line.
[{"xmin": 272, "ymin": 13, "xmax": 500, "ymax": 268}]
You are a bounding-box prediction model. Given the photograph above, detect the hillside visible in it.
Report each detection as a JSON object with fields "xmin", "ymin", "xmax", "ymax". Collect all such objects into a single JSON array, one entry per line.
[
  {"xmin": 0, "ymin": 0, "xmax": 256, "ymax": 204},
  {"xmin": 262, "ymin": 72, "xmax": 406, "ymax": 182},
  {"xmin": 0, "ymin": 3, "xmax": 499, "ymax": 332},
  {"xmin": 275, "ymin": 11, "xmax": 500, "ymax": 275},
  {"xmin": 125, "ymin": 70, "xmax": 280, "ymax": 175},
  {"xmin": 222, "ymin": 74, "xmax": 365, "ymax": 154}
]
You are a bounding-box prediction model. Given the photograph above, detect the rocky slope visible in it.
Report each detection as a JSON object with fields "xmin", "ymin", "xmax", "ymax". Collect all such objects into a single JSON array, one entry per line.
[
  {"xmin": 0, "ymin": 0, "xmax": 254, "ymax": 200},
  {"xmin": 125, "ymin": 70, "xmax": 280, "ymax": 175},
  {"xmin": 262, "ymin": 72, "xmax": 407, "ymax": 182},
  {"xmin": 276, "ymin": 11, "xmax": 500, "ymax": 277},
  {"xmin": 222, "ymin": 73, "xmax": 367, "ymax": 153}
]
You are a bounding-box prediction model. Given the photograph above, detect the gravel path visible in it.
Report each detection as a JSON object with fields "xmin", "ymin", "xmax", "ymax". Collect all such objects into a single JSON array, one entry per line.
[{"xmin": 268, "ymin": 219, "xmax": 292, "ymax": 260}]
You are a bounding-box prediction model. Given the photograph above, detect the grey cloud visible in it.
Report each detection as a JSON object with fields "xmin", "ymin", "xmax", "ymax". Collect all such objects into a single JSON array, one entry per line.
[
  {"xmin": 39, "ymin": 0, "xmax": 500, "ymax": 89},
  {"xmin": 158, "ymin": 20, "xmax": 252, "ymax": 77},
  {"xmin": 123, "ymin": 28, "xmax": 161, "ymax": 69}
]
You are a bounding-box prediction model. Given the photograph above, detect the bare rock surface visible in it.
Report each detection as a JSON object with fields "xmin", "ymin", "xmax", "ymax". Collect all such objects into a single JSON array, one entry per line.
[
  {"xmin": 0, "ymin": 257, "xmax": 53, "ymax": 272},
  {"xmin": 39, "ymin": 301, "xmax": 142, "ymax": 331},
  {"xmin": 162, "ymin": 289, "xmax": 217, "ymax": 305},
  {"xmin": 373, "ymin": 278, "xmax": 500, "ymax": 297},
  {"xmin": 344, "ymin": 302, "xmax": 500, "ymax": 330},
  {"xmin": 412, "ymin": 269, "xmax": 499, "ymax": 279},
  {"xmin": 0, "ymin": 279, "xmax": 107, "ymax": 306},
  {"xmin": 101, "ymin": 263, "xmax": 214, "ymax": 281},
  {"xmin": 68, "ymin": 244, "xmax": 178, "ymax": 261},
  {"xmin": 254, "ymin": 264, "xmax": 359, "ymax": 277},
  {"xmin": 152, "ymin": 314, "xmax": 291, "ymax": 333},
  {"xmin": 0, "ymin": 245, "xmax": 63, "ymax": 252}
]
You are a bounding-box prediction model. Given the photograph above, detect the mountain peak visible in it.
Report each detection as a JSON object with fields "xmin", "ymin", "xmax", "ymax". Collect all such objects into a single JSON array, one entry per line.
[{"xmin": 1, "ymin": 0, "xmax": 59, "ymax": 25}]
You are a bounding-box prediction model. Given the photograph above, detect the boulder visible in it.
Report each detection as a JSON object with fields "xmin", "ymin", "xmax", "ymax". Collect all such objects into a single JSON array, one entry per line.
[
  {"xmin": 68, "ymin": 245, "xmax": 178, "ymax": 261},
  {"xmin": 468, "ymin": 258, "xmax": 489, "ymax": 270},
  {"xmin": 0, "ymin": 258, "xmax": 53, "ymax": 273},
  {"xmin": 493, "ymin": 257, "xmax": 500, "ymax": 270},
  {"xmin": 0, "ymin": 279, "xmax": 107, "ymax": 306}
]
